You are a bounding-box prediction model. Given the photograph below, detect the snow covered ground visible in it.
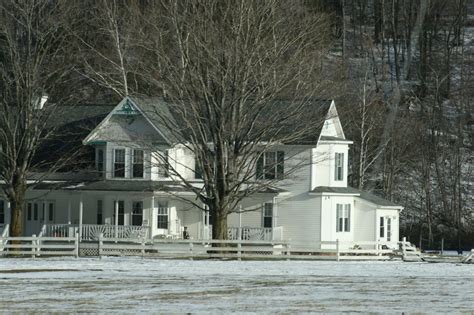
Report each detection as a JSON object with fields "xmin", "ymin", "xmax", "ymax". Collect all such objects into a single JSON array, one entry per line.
[{"xmin": 0, "ymin": 257, "xmax": 473, "ymax": 313}]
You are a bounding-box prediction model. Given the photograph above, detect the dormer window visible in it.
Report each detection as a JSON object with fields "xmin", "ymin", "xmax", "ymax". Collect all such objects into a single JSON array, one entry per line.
[
  {"xmin": 158, "ymin": 151, "xmax": 169, "ymax": 178},
  {"xmin": 256, "ymin": 151, "xmax": 284, "ymax": 180},
  {"xmin": 114, "ymin": 149, "xmax": 125, "ymax": 178},
  {"xmin": 96, "ymin": 148, "xmax": 104, "ymax": 173},
  {"xmin": 132, "ymin": 149, "xmax": 144, "ymax": 178},
  {"xmin": 335, "ymin": 152, "xmax": 344, "ymax": 181}
]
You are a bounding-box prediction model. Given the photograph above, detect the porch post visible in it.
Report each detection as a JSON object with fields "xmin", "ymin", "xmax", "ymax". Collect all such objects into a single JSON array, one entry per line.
[
  {"xmin": 6, "ymin": 202, "xmax": 11, "ymax": 227},
  {"xmin": 114, "ymin": 197, "xmax": 119, "ymax": 238},
  {"xmin": 238, "ymin": 204, "xmax": 242, "ymax": 240},
  {"xmin": 67, "ymin": 196, "xmax": 71, "ymax": 225},
  {"xmin": 272, "ymin": 196, "xmax": 278, "ymax": 241},
  {"xmin": 150, "ymin": 195, "xmax": 155, "ymax": 237},
  {"xmin": 79, "ymin": 194, "xmax": 83, "ymax": 242}
]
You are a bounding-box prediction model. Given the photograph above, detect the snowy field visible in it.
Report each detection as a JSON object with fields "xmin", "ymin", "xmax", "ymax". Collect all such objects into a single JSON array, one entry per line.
[{"xmin": 0, "ymin": 258, "xmax": 473, "ymax": 313}]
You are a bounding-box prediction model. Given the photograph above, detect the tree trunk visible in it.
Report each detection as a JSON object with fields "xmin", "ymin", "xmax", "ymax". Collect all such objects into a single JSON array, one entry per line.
[
  {"xmin": 212, "ymin": 208, "xmax": 228, "ymax": 241},
  {"xmin": 8, "ymin": 179, "xmax": 27, "ymax": 237},
  {"xmin": 10, "ymin": 198, "xmax": 23, "ymax": 237}
]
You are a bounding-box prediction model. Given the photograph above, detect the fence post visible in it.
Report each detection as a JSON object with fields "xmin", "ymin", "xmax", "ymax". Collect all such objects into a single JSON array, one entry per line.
[
  {"xmin": 75, "ymin": 232, "xmax": 80, "ymax": 258},
  {"xmin": 286, "ymin": 239, "xmax": 291, "ymax": 261},
  {"xmin": 237, "ymin": 241, "xmax": 242, "ymax": 261},
  {"xmin": 98, "ymin": 233, "xmax": 103, "ymax": 259},
  {"xmin": 375, "ymin": 240, "xmax": 379, "ymax": 256},
  {"xmin": 336, "ymin": 239, "xmax": 340, "ymax": 262},
  {"xmin": 189, "ymin": 242, "xmax": 194, "ymax": 260},
  {"xmin": 402, "ymin": 237, "xmax": 407, "ymax": 261},
  {"xmin": 31, "ymin": 234, "xmax": 37, "ymax": 258},
  {"xmin": 141, "ymin": 237, "xmax": 146, "ymax": 257}
]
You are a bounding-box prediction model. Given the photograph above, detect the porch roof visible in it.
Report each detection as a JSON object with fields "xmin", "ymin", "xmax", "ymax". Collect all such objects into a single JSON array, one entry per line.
[
  {"xmin": 64, "ymin": 180, "xmax": 189, "ymax": 192},
  {"xmin": 24, "ymin": 178, "xmax": 287, "ymax": 195}
]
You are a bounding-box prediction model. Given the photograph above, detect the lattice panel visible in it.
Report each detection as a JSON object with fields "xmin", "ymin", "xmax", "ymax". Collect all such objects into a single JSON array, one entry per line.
[{"xmin": 80, "ymin": 248, "xmax": 99, "ymax": 256}]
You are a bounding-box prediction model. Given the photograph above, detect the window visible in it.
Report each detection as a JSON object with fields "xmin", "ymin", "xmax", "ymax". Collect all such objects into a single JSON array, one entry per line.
[
  {"xmin": 256, "ymin": 151, "xmax": 284, "ymax": 180},
  {"xmin": 97, "ymin": 200, "xmax": 103, "ymax": 224},
  {"xmin": 132, "ymin": 201, "xmax": 143, "ymax": 226},
  {"xmin": 194, "ymin": 156, "xmax": 203, "ymax": 179},
  {"xmin": 158, "ymin": 151, "xmax": 169, "ymax": 178},
  {"xmin": 387, "ymin": 218, "xmax": 392, "ymax": 241},
  {"xmin": 157, "ymin": 202, "xmax": 168, "ymax": 229},
  {"xmin": 48, "ymin": 203, "xmax": 54, "ymax": 222},
  {"xmin": 336, "ymin": 204, "xmax": 350, "ymax": 232},
  {"xmin": 96, "ymin": 148, "xmax": 104, "ymax": 173},
  {"xmin": 27, "ymin": 203, "xmax": 32, "ymax": 221},
  {"xmin": 0, "ymin": 200, "xmax": 4, "ymax": 224},
  {"xmin": 204, "ymin": 205, "xmax": 212, "ymax": 226},
  {"xmin": 263, "ymin": 203, "xmax": 273, "ymax": 228},
  {"xmin": 34, "ymin": 203, "xmax": 38, "ymax": 220},
  {"xmin": 114, "ymin": 149, "xmax": 126, "ymax": 178},
  {"xmin": 335, "ymin": 153, "xmax": 344, "ymax": 181},
  {"xmin": 379, "ymin": 217, "xmax": 385, "ymax": 238},
  {"xmin": 132, "ymin": 150, "xmax": 144, "ymax": 178},
  {"xmin": 113, "ymin": 200, "xmax": 125, "ymax": 225}
]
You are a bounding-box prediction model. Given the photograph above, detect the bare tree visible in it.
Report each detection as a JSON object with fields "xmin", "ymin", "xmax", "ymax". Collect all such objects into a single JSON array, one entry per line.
[
  {"xmin": 0, "ymin": 1, "xmax": 77, "ymax": 236},
  {"xmin": 83, "ymin": 0, "xmax": 332, "ymax": 239},
  {"xmin": 142, "ymin": 0, "xmax": 333, "ymax": 239}
]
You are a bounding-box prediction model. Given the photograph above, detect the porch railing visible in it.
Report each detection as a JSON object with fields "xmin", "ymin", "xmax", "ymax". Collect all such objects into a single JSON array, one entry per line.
[
  {"xmin": 228, "ymin": 226, "xmax": 282, "ymax": 241},
  {"xmin": 41, "ymin": 224, "xmax": 151, "ymax": 241},
  {"xmin": 0, "ymin": 224, "xmax": 9, "ymax": 251}
]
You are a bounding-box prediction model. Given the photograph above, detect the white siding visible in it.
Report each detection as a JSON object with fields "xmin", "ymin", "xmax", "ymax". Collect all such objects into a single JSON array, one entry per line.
[{"xmin": 353, "ymin": 199, "xmax": 376, "ymax": 242}]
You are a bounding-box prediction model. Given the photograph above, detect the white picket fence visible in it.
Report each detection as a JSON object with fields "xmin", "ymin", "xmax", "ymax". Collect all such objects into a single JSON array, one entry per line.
[
  {"xmin": 1, "ymin": 232, "xmax": 450, "ymax": 262},
  {"xmin": 0, "ymin": 233, "xmax": 79, "ymax": 257}
]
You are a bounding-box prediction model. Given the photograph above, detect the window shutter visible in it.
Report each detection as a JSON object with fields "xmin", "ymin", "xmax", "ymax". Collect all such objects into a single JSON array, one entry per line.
[
  {"xmin": 277, "ymin": 151, "xmax": 284, "ymax": 179},
  {"xmin": 345, "ymin": 204, "xmax": 351, "ymax": 232},
  {"xmin": 341, "ymin": 153, "xmax": 344, "ymax": 180},
  {"xmin": 336, "ymin": 204, "xmax": 342, "ymax": 232}
]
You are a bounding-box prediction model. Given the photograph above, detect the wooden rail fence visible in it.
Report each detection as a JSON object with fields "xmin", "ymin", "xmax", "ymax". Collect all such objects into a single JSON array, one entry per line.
[{"xmin": 0, "ymin": 234, "xmax": 414, "ymax": 261}]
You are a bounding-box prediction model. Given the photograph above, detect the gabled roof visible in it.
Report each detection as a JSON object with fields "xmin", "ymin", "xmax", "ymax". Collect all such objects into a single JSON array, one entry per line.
[
  {"xmin": 310, "ymin": 186, "xmax": 402, "ymax": 208},
  {"xmin": 83, "ymin": 97, "xmax": 172, "ymax": 145},
  {"xmin": 84, "ymin": 96, "xmax": 337, "ymax": 146},
  {"xmin": 128, "ymin": 96, "xmax": 180, "ymax": 144}
]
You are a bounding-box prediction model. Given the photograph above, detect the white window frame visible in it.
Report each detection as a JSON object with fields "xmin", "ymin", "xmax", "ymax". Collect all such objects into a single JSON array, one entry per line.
[
  {"xmin": 262, "ymin": 203, "xmax": 273, "ymax": 228},
  {"xmin": 113, "ymin": 149, "xmax": 126, "ymax": 178},
  {"xmin": 131, "ymin": 201, "xmax": 143, "ymax": 226},
  {"xmin": 257, "ymin": 151, "xmax": 284, "ymax": 180},
  {"xmin": 132, "ymin": 149, "xmax": 144, "ymax": 178},
  {"xmin": 96, "ymin": 148, "xmax": 104, "ymax": 174},
  {"xmin": 336, "ymin": 204, "xmax": 350, "ymax": 232},
  {"xmin": 157, "ymin": 201, "xmax": 169, "ymax": 230},
  {"xmin": 335, "ymin": 152, "xmax": 344, "ymax": 181},
  {"xmin": 379, "ymin": 216, "xmax": 385, "ymax": 238},
  {"xmin": 157, "ymin": 151, "xmax": 169, "ymax": 178}
]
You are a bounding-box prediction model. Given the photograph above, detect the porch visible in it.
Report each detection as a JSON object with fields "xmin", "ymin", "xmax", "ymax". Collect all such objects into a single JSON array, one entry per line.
[{"xmin": 39, "ymin": 223, "xmax": 284, "ymax": 242}]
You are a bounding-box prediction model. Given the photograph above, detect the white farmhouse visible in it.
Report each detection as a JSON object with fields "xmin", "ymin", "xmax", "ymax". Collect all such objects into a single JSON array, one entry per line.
[{"xmin": 0, "ymin": 97, "xmax": 402, "ymax": 247}]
